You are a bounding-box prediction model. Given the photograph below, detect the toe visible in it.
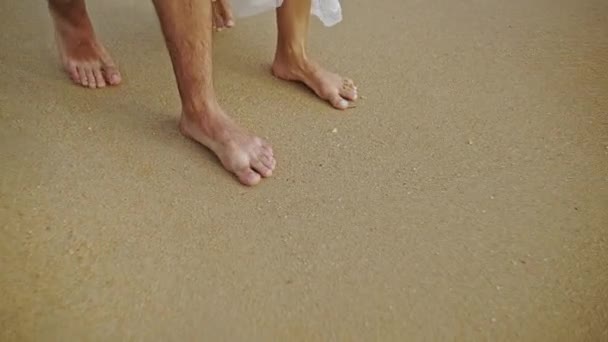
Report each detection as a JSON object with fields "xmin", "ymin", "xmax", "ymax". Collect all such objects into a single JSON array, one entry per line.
[
  {"xmin": 257, "ymin": 145, "xmax": 276, "ymax": 169},
  {"xmin": 328, "ymin": 93, "xmax": 349, "ymax": 110},
  {"xmin": 77, "ymin": 66, "xmax": 88, "ymax": 87},
  {"xmin": 340, "ymin": 85, "xmax": 358, "ymax": 101},
  {"xmin": 260, "ymin": 153, "xmax": 276, "ymax": 170},
  {"xmin": 343, "ymin": 78, "xmax": 356, "ymax": 88},
  {"xmin": 260, "ymin": 141, "xmax": 273, "ymax": 156},
  {"xmin": 219, "ymin": 0, "xmax": 235, "ymax": 27},
  {"xmin": 67, "ymin": 63, "xmax": 79, "ymax": 83},
  {"xmin": 252, "ymin": 159, "xmax": 273, "ymax": 178},
  {"xmin": 213, "ymin": 10, "xmax": 225, "ymax": 30},
  {"xmin": 342, "ymin": 79, "xmax": 358, "ymax": 95},
  {"xmin": 93, "ymin": 68, "xmax": 106, "ymax": 88},
  {"xmin": 236, "ymin": 168, "xmax": 262, "ymax": 186},
  {"xmin": 85, "ymin": 67, "xmax": 97, "ymax": 88},
  {"xmin": 102, "ymin": 65, "xmax": 121, "ymax": 85}
]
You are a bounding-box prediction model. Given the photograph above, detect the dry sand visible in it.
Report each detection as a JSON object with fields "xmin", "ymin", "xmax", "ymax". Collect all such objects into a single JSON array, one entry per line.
[{"xmin": 1, "ymin": 0, "xmax": 607, "ymax": 340}]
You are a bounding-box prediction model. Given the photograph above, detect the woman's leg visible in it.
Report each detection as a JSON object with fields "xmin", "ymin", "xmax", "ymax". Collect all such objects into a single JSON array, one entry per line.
[
  {"xmin": 272, "ymin": 0, "xmax": 357, "ymax": 109},
  {"xmin": 212, "ymin": 0, "xmax": 235, "ymax": 31}
]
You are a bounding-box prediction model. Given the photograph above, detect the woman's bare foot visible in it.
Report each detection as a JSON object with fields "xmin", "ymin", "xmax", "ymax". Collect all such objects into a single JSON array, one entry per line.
[
  {"xmin": 52, "ymin": 14, "xmax": 121, "ymax": 88},
  {"xmin": 179, "ymin": 105, "xmax": 275, "ymax": 186},
  {"xmin": 271, "ymin": 54, "xmax": 357, "ymax": 110},
  {"xmin": 212, "ymin": 0, "xmax": 235, "ymax": 31}
]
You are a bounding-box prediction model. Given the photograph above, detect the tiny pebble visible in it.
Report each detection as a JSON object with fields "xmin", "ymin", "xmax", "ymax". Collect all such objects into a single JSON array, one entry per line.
[
  {"xmin": 88, "ymin": 127, "xmax": 92, "ymax": 131},
  {"xmin": 467, "ymin": 139, "xmax": 473, "ymax": 145},
  {"xmin": 491, "ymin": 318, "xmax": 497, "ymax": 323},
  {"xmin": 332, "ymin": 128, "xmax": 338, "ymax": 133}
]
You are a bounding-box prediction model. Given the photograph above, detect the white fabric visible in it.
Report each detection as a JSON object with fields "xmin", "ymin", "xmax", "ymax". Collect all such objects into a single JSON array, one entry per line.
[{"xmin": 230, "ymin": 0, "xmax": 342, "ymax": 27}]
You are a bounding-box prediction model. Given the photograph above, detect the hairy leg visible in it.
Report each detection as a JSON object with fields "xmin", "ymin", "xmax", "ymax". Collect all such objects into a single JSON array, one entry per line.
[{"xmin": 152, "ymin": 0, "xmax": 275, "ymax": 186}]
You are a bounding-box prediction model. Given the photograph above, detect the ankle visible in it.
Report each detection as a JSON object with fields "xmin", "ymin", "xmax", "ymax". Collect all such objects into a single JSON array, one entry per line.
[
  {"xmin": 275, "ymin": 43, "xmax": 309, "ymax": 65},
  {"xmin": 181, "ymin": 102, "xmax": 230, "ymax": 139},
  {"xmin": 50, "ymin": 2, "xmax": 93, "ymax": 31},
  {"xmin": 275, "ymin": 54, "xmax": 315, "ymax": 76},
  {"xmin": 182, "ymin": 97, "xmax": 220, "ymax": 117}
]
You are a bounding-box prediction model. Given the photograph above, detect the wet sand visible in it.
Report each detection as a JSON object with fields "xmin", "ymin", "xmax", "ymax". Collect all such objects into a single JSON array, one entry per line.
[{"xmin": 1, "ymin": 0, "xmax": 607, "ymax": 340}]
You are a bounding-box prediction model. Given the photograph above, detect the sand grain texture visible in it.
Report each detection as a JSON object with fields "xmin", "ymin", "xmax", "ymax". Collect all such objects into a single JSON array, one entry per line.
[{"xmin": 1, "ymin": 0, "xmax": 607, "ymax": 341}]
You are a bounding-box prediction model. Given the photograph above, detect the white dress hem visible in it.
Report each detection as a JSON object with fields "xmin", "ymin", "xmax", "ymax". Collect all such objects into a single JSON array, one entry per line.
[{"xmin": 231, "ymin": 0, "xmax": 342, "ymax": 27}]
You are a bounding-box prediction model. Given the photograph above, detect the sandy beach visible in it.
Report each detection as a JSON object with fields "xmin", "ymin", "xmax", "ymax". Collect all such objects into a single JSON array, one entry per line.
[{"xmin": 1, "ymin": 0, "xmax": 607, "ymax": 340}]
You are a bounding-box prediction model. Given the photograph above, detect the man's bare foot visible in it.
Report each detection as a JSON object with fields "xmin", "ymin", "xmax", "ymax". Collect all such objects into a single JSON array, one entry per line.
[
  {"xmin": 212, "ymin": 0, "xmax": 235, "ymax": 31},
  {"xmin": 53, "ymin": 18, "xmax": 121, "ymax": 88},
  {"xmin": 179, "ymin": 105, "xmax": 275, "ymax": 186},
  {"xmin": 272, "ymin": 54, "xmax": 357, "ymax": 110}
]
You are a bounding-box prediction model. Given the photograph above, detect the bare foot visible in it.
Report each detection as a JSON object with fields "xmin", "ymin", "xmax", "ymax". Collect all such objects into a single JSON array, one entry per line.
[
  {"xmin": 179, "ymin": 105, "xmax": 275, "ymax": 186},
  {"xmin": 53, "ymin": 18, "xmax": 121, "ymax": 88},
  {"xmin": 212, "ymin": 0, "xmax": 235, "ymax": 31},
  {"xmin": 272, "ymin": 55, "xmax": 357, "ymax": 110}
]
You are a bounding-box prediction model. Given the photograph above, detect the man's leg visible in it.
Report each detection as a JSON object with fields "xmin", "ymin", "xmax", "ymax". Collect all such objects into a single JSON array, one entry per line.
[
  {"xmin": 272, "ymin": 0, "xmax": 357, "ymax": 110},
  {"xmin": 151, "ymin": 0, "xmax": 275, "ymax": 186},
  {"xmin": 47, "ymin": 0, "xmax": 121, "ymax": 88}
]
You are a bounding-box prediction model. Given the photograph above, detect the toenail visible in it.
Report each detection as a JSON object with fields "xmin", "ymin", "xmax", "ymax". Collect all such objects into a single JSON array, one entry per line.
[{"xmin": 339, "ymin": 99, "xmax": 348, "ymax": 108}]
